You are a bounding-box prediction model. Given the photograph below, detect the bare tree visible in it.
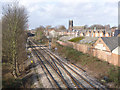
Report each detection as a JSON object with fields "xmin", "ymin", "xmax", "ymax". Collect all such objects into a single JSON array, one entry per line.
[
  {"xmin": 35, "ymin": 26, "xmax": 45, "ymax": 41},
  {"xmin": 90, "ymin": 24, "xmax": 104, "ymax": 29},
  {"xmin": 0, "ymin": 19, "xmax": 2, "ymax": 73},
  {"xmin": 46, "ymin": 25, "xmax": 52, "ymax": 30},
  {"xmin": 104, "ymin": 24, "xmax": 110, "ymax": 31},
  {"xmin": 84, "ymin": 25, "xmax": 88, "ymax": 29},
  {"xmin": 55, "ymin": 25, "xmax": 66, "ymax": 30},
  {"xmin": 2, "ymin": 2, "xmax": 28, "ymax": 78}
]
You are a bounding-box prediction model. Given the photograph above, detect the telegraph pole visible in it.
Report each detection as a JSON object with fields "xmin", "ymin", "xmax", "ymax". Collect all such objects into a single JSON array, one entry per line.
[
  {"xmin": 49, "ymin": 38, "xmax": 51, "ymax": 50},
  {"xmin": 47, "ymin": 33, "xmax": 51, "ymax": 50},
  {"xmin": 26, "ymin": 24, "xmax": 29, "ymax": 50}
]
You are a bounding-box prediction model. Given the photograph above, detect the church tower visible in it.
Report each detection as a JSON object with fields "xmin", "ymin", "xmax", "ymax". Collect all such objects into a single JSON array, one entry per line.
[{"xmin": 69, "ymin": 20, "xmax": 73, "ymax": 31}]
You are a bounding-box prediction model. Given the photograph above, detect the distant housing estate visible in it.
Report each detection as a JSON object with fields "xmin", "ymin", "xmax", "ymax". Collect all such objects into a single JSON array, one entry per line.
[
  {"xmin": 43, "ymin": 20, "xmax": 120, "ymax": 66},
  {"xmin": 44, "ymin": 21, "xmax": 120, "ymax": 39},
  {"xmin": 44, "ymin": 20, "xmax": 119, "ymax": 38},
  {"xmin": 68, "ymin": 20, "xmax": 119, "ymax": 37}
]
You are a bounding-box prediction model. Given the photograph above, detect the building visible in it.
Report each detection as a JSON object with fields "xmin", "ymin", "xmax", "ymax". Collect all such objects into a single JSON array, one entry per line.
[
  {"xmin": 114, "ymin": 30, "xmax": 120, "ymax": 36},
  {"xmin": 93, "ymin": 37, "xmax": 120, "ymax": 66},
  {"xmin": 99, "ymin": 31, "xmax": 105, "ymax": 37},
  {"xmin": 69, "ymin": 20, "xmax": 73, "ymax": 31},
  {"xmin": 86, "ymin": 31, "xmax": 91, "ymax": 37},
  {"xmin": 73, "ymin": 26, "xmax": 85, "ymax": 30}
]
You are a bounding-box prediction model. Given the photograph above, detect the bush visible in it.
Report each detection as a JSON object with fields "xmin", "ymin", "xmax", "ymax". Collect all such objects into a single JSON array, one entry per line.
[
  {"xmin": 69, "ymin": 37, "xmax": 84, "ymax": 42},
  {"xmin": 108, "ymin": 67, "xmax": 120, "ymax": 85},
  {"xmin": 56, "ymin": 43, "xmax": 120, "ymax": 87},
  {"xmin": 2, "ymin": 78, "xmax": 22, "ymax": 88}
]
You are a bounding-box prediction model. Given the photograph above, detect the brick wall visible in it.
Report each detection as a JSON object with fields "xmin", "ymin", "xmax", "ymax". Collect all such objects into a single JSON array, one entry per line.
[{"xmin": 57, "ymin": 41, "xmax": 120, "ymax": 66}]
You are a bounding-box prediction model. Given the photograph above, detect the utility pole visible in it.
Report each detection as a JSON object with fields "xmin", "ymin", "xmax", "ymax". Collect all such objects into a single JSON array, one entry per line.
[
  {"xmin": 26, "ymin": 24, "xmax": 29, "ymax": 50},
  {"xmin": 47, "ymin": 33, "xmax": 51, "ymax": 50},
  {"xmin": 49, "ymin": 38, "xmax": 51, "ymax": 50}
]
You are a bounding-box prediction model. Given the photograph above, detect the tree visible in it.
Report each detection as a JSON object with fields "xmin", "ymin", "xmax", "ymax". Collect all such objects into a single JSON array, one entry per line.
[
  {"xmin": 58, "ymin": 25, "xmax": 66, "ymax": 30},
  {"xmin": 90, "ymin": 24, "xmax": 104, "ymax": 29},
  {"xmin": 84, "ymin": 25, "xmax": 88, "ymax": 29},
  {"xmin": 0, "ymin": 20, "xmax": 2, "ymax": 67},
  {"xmin": 104, "ymin": 24, "xmax": 110, "ymax": 30},
  {"xmin": 36, "ymin": 25, "xmax": 45, "ymax": 30},
  {"xmin": 46, "ymin": 25, "xmax": 52, "ymax": 30},
  {"xmin": 35, "ymin": 26, "xmax": 45, "ymax": 40},
  {"xmin": 2, "ymin": 2, "xmax": 28, "ymax": 78},
  {"xmin": 55, "ymin": 25, "xmax": 66, "ymax": 30}
]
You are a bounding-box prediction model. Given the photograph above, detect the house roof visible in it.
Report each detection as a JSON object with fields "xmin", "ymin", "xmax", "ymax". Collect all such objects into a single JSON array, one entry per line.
[
  {"xmin": 79, "ymin": 37, "xmax": 98, "ymax": 44},
  {"xmin": 47, "ymin": 29, "xmax": 55, "ymax": 32},
  {"xmin": 73, "ymin": 26, "xmax": 84, "ymax": 29},
  {"xmin": 101, "ymin": 37, "xmax": 119, "ymax": 51},
  {"xmin": 114, "ymin": 30, "xmax": 120, "ymax": 36}
]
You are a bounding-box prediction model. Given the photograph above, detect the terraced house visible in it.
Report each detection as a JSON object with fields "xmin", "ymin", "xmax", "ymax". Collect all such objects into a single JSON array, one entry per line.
[
  {"xmin": 75, "ymin": 30, "xmax": 112, "ymax": 37},
  {"xmin": 68, "ymin": 20, "xmax": 117, "ymax": 37}
]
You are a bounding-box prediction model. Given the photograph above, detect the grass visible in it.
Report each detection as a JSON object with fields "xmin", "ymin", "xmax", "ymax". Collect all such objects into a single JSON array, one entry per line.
[
  {"xmin": 56, "ymin": 43, "xmax": 120, "ymax": 87},
  {"xmin": 108, "ymin": 67, "xmax": 120, "ymax": 86},
  {"xmin": 68, "ymin": 37, "xmax": 84, "ymax": 42},
  {"xmin": 2, "ymin": 63, "xmax": 23, "ymax": 88},
  {"xmin": 2, "ymin": 78, "xmax": 23, "ymax": 88}
]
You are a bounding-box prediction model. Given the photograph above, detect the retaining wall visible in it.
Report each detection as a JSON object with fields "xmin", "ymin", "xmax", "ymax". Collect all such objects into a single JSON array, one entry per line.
[{"xmin": 57, "ymin": 41, "xmax": 120, "ymax": 66}]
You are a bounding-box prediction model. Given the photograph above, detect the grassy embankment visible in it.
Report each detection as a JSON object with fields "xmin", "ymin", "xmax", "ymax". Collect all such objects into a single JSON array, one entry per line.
[
  {"xmin": 2, "ymin": 63, "xmax": 23, "ymax": 88},
  {"xmin": 2, "ymin": 50, "xmax": 42, "ymax": 88},
  {"xmin": 52, "ymin": 42, "xmax": 120, "ymax": 88},
  {"xmin": 68, "ymin": 37, "xmax": 84, "ymax": 42}
]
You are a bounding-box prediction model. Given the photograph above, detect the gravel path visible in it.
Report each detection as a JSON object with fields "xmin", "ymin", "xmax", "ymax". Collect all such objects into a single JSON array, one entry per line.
[{"xmin": 31, "ymin": 52, "xmax": 53, "ymax": 88}]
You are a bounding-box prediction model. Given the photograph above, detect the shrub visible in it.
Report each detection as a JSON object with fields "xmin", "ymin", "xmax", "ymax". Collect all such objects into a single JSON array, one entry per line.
[
  {"xmin": 69, "ymin": 37, "xmax": 84, "ymax": 42},
  {"xmin": 108, "ymin": 67, "xmax": 120, "ymax": 85}
]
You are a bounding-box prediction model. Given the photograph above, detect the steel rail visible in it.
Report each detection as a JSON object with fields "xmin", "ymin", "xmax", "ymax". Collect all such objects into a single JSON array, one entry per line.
[
  {"xmin": 32, "ymin": 49, "xmax": 55, "ymax": 88},
  {"xmin": 31, "ymin": 40, "xmax": 82, "ymax": 88},
  {"xmin": 36, "ymin": 49, "xmax": 71, "ymax": 89},
  {"xmin": 39, "ymin": 47, "xmax": 85, "ymax": 88},
  {"xmin": 30, "ymin": 40, "xmax": 105, "ymax": 89},
  {"xmin": 31, "ymin": 40, "xmax": 105, "ymax": 89},
  {"xmin": 30, "ymin": 43, "xmax": 61, "ymax": 89},
  {"xmin": 46, "ymin": 48, "xmax": 106, "ymax": 89},
  {"xmin": 30, "ymin": 40, "xmax": 71, "ymax": 89},
  {"xmin": 44, "ymin": 48, "xmax": 97, "ymax": 89}
]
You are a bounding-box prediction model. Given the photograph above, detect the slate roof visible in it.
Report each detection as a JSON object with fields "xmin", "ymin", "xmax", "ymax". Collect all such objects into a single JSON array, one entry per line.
[
  {"xmin": 114, "ymin": 30, "xmax": 120, "ymax": 36},
  {"xmin": 101, "ymin": 37, "xmax": 119, "ymax": 51},
  {"xmin": 79, "ymin": 37, "xmax": 98, "ymax": 44}
]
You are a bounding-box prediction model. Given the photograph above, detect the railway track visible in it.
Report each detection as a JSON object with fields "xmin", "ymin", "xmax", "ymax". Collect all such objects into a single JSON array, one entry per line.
[
  {"xmin": 43, "ymin": 48, "xmax": 106, "ymax": 89},
  {"xmin": 38, "ymin": 49, "xmax": 84, "ymax": 88},
  {"xmin": 30, "ymin": 41, "xmax": 72, "ymax": 89},
  {"xmin": 29, "ymin": 39, "xmax": 106, "ymax": 89}
]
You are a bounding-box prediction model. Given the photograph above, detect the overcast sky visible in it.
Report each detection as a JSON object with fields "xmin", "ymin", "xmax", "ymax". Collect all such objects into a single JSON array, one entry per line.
[{"xmin": 0, "ymin": 0, "xmax": 119, "ymax": 29}]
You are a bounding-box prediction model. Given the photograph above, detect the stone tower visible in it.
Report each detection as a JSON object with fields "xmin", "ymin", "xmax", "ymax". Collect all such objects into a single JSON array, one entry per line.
[{"xmin": 69, "ymin": 20, "xmax": 73, "ymax": 31}]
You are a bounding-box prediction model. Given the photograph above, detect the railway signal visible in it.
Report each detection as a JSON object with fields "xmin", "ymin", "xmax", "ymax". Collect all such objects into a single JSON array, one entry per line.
[{"xmin": 31, "ymin": 60, "xmax": 33, "ymax": 63}]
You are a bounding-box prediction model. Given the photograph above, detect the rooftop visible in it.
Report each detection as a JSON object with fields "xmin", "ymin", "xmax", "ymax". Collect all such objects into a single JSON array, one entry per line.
[{"xmin": 101, "ymin": 37, "xmax": 119, "ymax": 51}]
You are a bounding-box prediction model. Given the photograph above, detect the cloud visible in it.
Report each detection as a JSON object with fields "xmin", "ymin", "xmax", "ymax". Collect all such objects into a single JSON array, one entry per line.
[{"xmin": 1, "ymin": 0, "xmax": 119, "ymax": 29}]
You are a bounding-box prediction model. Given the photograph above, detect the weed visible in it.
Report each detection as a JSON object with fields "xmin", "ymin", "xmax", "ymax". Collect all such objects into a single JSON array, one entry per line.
[
  {"xmin": 108, "ymin": 67, "xmax": 120, "ymax": 86},
  {"xmin": 2, "ymin": 78, "xmax": 23, "ymax": 88},
  {"xmin": 56, "ymin": 43, "xmax": 120, "ymax": 87}
]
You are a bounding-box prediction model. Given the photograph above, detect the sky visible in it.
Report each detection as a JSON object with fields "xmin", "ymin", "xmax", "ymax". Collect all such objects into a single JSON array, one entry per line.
[{"xmin": 0, "ymin": 0, "xmax": 119, "ymax": 29}]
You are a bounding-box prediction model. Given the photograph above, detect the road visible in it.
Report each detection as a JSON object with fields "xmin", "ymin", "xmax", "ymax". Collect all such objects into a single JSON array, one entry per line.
[{"xmin": 29, "ymin": 39, "xmax": 106, "ymax": 89}]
